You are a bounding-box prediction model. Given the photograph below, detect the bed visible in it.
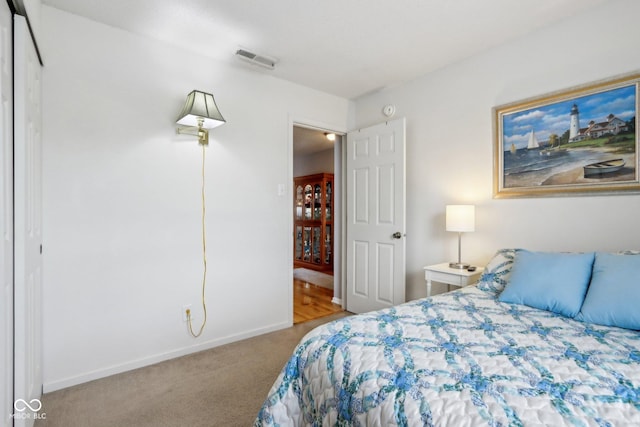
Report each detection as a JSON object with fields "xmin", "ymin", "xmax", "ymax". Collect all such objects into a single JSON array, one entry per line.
[{"xmin": 255, "ymin": 249, "xmax": 640, "ymax": 426}]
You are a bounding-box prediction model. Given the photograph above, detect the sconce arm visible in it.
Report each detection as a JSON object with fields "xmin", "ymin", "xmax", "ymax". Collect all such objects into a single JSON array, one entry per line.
[{"xmin": 176, "ymin": 125, "xmax": 209, "ymax": 145}]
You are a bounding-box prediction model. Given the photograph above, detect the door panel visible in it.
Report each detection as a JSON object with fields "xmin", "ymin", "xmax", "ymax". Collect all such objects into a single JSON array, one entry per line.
[
  {"xmin": 378, "ymin": 164, "xmax": 394, "ymax": 224},
  {"xmin": 0, "ymin": 1, "xmax": 11, "ymax": 425},
  {"xmin": 376, "ymin": 243, "xmax": 394, "ymax": 303},
  {"xmin": 346, "ymin": 118, "xmax": 406, "ymax": 314},
  {"xmin": 353, "ymin": 241, "xmax": 368, "ymax": 296},
  {"xmin": 353, "ymin": 168, "xmax": 368, "ymax": 222},
  {"xmin": 14, "ymin": 15, "xmax": 43, "ymax": 427}
]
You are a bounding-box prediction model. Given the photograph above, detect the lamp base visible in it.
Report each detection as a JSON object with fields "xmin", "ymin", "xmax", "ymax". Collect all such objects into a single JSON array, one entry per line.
[{"xmin": 449, "ymin": 262, "xmax": 470, "ymax": 269}]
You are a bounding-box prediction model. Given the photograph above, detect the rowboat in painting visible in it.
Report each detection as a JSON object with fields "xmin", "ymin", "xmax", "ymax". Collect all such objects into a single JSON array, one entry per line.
[
  {"xmin": 540, "ymin": 146, "xmax": 567, "ymax": 156},
  {"xmin": 583, "ymin": 158, "xmax": 625, "ymax": 177},
  {"xmin": 540, "ymin": 139, "xmax": 566, "ymax": 156}
]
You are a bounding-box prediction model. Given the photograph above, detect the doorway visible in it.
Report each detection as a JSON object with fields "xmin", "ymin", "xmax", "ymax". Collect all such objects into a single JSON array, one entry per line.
[{"xmin": 292, "ymin": 125, "xmax": 343, "ymax": 323}]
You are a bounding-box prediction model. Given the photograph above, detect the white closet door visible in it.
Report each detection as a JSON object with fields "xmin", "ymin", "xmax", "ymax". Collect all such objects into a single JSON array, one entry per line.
[
  {"xmin": 0, "ymin": 2, "xmax": 12, "ymax": 426},
  {"xmin": 14, "ymin": 14, "xmax": 43, "ymax": 427}
]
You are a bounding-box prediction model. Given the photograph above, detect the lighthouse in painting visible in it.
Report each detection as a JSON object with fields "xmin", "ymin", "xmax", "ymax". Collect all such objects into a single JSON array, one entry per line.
[{"xmin": 569, "ymin": 103, "xmax": 580, "ymax": 140}]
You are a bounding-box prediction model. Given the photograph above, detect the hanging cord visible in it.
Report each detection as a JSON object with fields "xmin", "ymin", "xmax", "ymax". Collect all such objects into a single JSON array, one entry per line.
[{"xmin": 187, "ymin": 143, "xmax": 208, "ymax": 337}]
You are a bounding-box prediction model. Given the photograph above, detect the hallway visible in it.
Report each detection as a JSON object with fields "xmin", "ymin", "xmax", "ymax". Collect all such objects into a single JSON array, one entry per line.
[{"xmin": 293, "ymin": 277, "xmax": 343, "ymax": 324}]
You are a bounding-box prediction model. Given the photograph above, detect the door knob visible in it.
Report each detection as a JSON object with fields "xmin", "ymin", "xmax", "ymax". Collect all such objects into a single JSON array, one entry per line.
[{"xmin": 392, "ymin": 232, "xmax": 403, "ymax": 239}]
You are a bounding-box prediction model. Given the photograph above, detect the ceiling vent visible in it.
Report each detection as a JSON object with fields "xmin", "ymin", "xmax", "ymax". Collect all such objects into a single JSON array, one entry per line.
[{"xmin": 235, "ymin": 49, "xmax": 277, "ymax": 70}]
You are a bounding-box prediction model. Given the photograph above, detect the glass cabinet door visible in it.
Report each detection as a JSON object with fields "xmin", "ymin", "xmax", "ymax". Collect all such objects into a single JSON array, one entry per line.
[
  {"xmin": 324, "ymin": 225, "xmax": 332, "ymax": 264},
  {"xmin": 313, "ymin": 226, "xmax": 321, "ymax": 264},
  {"xmin": 313, "ymin": 184, "xmax": 322, "ymax": 220},
  {"xmin": 303, "ymin": 227, "xmax": 311, "ymax": 261},
  {"xmin": 325, "ymin": 181, "xmax": 332, "ymax": 220},
  {"xmin": 304, "ymin": 185, "xmax": 312, "ymax": 219},
  {"xmin": 295, "ymin": 226, "xmax": 302, "ymax": 260},
  {"xmin": 295, "ymin": 185, "xmax": 303, "ymax": 220}
]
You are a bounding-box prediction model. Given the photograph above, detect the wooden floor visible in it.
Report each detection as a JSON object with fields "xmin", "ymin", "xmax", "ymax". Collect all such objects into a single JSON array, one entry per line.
[{"xmin": 293, "ymin": 278, "xmax": 343, "ymax": 324}]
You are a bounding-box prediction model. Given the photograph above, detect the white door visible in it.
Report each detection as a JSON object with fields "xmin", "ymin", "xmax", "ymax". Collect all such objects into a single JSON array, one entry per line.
[
  {"xmin": 346, "ymin": 118, "xmax": 406, "ymax": 314},
  {"xmin": 0, "ymin": 2, "xmax": 12, "ymax": 426},
  {"xmin": 14, "ymin": 15, "xmax": 43, "ymax": 427}
]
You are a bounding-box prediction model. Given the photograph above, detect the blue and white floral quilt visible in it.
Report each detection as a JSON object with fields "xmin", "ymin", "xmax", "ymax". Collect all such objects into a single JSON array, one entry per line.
[{"xmin": 255, "ymin": 285, "xmax": 640, "ymax": 426}]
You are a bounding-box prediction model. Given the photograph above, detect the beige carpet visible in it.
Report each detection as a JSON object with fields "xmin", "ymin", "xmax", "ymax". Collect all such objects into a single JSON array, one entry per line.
[
  {"xmin": 35, "ymin": 312, "xmax": 349, "ymax": 427},
  {"xmin": 293, "ymin": 268, "xmax": 333, "ymax": 289}
]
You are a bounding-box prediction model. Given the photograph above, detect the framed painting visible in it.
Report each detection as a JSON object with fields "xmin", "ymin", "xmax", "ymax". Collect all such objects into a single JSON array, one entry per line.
[{"xmin": 493, "ymin": 73, "xmax": 639, "ymax": 198}]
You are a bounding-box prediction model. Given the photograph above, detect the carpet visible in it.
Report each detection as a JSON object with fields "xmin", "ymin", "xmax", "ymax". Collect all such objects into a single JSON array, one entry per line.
[
  {"xmin": 293, "ymin": 268, "xmax": 333, "ymax": 289},
  {"xmin": 35, "ymin": 312, "xmax": 349, "ymax": 427}
]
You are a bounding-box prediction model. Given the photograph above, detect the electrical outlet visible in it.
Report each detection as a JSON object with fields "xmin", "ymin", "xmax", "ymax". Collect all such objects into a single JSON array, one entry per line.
[{"xmin": 182, "ymin": 305, "xmax": 192, "ymax": 322}]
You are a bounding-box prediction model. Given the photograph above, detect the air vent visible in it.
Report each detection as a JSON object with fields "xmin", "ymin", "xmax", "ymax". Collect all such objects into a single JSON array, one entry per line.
[{"xmin": 235, "ymin": 49, "xmax": 277, "ymax": 70}]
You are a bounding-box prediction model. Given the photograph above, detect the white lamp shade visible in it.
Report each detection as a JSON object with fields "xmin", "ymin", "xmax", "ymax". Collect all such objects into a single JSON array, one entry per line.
[
  {"xmin": 176, "ymin": 90, "xmax": 225, "ymax": 129},
  {"xmin": 446, "ymin": 205, "xmax": 475, "ymax": 232}
]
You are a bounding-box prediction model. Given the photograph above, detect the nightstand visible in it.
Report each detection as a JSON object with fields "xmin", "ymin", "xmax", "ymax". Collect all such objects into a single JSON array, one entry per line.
[{"xmin": 423, "ymin": 263, "xmax": 484, "ymax": 297}]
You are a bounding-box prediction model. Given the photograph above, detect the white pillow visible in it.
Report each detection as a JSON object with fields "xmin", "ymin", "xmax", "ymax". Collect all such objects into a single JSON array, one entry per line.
[{"xmin": 476, "ymin": 249, "xmax": 520, "ymax": 295}]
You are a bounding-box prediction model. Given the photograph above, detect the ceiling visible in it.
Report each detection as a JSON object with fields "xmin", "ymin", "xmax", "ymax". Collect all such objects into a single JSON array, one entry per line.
[
  {"xmin": 293, "ymin": 126, "xmax": 336, "ymax": 157},
  {"xmin": 42, "ymin": 0, "xmax": 609, "ymax": 100}
]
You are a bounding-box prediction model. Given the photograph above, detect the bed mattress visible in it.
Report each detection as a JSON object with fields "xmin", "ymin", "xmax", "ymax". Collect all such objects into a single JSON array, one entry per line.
[{"xmin": 255, "ymin": 286, "xmax": 640, "ymax": 426}]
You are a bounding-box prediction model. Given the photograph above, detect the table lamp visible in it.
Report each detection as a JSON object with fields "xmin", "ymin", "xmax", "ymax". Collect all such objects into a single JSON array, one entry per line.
[{"xmin": 446, "ymin": 205, "xmax": 475, "ymax": 269}]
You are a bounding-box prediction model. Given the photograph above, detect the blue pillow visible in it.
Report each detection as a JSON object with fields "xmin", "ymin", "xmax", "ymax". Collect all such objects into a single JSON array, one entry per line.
[
  {"xmin": 577, "ymin": 252, "xmax": 640, "ymax": 330},
  {"xmin": 498, "ymin": 250, "xmax": 594, "ymax": 317}
]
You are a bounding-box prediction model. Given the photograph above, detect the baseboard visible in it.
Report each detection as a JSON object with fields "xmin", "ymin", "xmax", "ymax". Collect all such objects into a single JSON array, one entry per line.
[
  {"xmin": 331, "ymin": 297, "xmax": 342, "ymax": 305},
  {"xmin": 42, "ymin": 320, "xmax": 291, "ymax": 393}
]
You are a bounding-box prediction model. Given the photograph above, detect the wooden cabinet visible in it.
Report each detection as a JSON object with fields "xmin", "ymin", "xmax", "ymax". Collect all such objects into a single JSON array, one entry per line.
[{"xmin": 294, "ymin": 173, "xmax": 333, "ymax": 272}]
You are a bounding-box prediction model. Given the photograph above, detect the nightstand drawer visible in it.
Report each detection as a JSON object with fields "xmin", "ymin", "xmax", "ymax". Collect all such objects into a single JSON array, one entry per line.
[
  {"xmin": 428, "ymin": 270, "xmax": 467, "ymax": 286},
  {"xmin": 423, "ymin": 263, "xmax": 484, "ymax": 297}
]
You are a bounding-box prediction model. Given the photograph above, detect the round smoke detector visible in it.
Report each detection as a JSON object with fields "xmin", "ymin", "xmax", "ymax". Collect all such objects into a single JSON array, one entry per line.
[{"xmin": 383, "ymin": 104, "xmax": 396, "ymax": 117}]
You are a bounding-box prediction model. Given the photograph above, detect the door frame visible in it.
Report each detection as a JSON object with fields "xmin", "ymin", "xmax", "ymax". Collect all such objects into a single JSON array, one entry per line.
[
  {"xmin": 288, "ymin": 115, "xmax": 347, "ymax": 324},
  {"xmin": 0, "ymin": 2, "xmax": 12, "ymax": 425}
]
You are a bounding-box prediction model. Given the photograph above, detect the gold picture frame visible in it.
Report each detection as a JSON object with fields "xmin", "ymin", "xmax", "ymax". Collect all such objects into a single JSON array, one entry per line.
[{"xmin": 493, "ymin": 73, "xmax": 639, "ymax": 198}]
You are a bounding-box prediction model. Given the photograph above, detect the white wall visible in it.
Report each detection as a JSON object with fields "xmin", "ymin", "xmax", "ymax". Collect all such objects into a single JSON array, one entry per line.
[
  {"xmin": 40, "ymin": 0, "xmax": 640, "ymax": 391},
  {"xmin": 293, "ymin": 148, "xmax": 335, "ymax": 177},
  {"xmin": 353, "ymin": 0, "xmax": 640, "ymax": 301},
  {"xmin": 40, "ymin": 6, "xmax": 350, "ymax": 391}
]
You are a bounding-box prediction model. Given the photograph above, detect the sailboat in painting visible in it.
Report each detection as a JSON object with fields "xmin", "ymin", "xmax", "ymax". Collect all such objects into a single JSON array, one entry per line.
[{"xmin": 527, "ymin": 129, "xmax": 539, "ymax": 149}]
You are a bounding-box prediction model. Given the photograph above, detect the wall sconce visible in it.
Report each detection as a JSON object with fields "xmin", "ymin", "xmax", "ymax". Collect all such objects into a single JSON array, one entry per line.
[
  {"xmin": 446, "ymin": 205, "xmax": 475, "ymax": 269},
  {"xmin": 324, "ymin": 132, "xmax": 336, "ymax": 141},
  {"xmin": 176, "ymin": 90, "xmax": 225, "ymax": 145},
  {"xmin": 175, "ymin": 89, "xmax": 225, "ymax": 339}
]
